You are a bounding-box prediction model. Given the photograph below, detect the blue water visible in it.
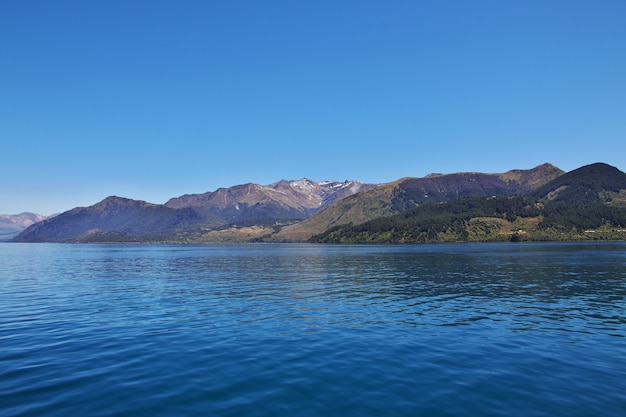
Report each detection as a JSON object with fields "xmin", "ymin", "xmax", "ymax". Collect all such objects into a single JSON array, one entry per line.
[{"xmin": 1, "ymin": 242, "xmax": 625, "ymax": 416}]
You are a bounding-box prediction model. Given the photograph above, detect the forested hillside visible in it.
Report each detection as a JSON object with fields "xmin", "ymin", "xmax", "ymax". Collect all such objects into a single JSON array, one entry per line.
[
  {"xmin": 531, "ymin": 163, "xmax": 626, "ymax": 203},
  {"xmin": 309, "ymin": 196, "xmax": 626, "ymax": 243}
]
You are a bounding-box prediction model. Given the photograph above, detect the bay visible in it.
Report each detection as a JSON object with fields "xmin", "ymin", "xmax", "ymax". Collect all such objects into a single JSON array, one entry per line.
[{"xmin": 0, "ymin": 242, "xmax": 625, "ymax": 416}]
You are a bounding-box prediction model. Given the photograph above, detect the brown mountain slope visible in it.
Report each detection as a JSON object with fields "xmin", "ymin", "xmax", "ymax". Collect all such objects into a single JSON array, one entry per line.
[
  {"xmin": 271, "ymin": 181, "xmax": 400, "ymax": 241},
  {"xmin": 165, "ymin": 179, "xmax": 374, "ymax": 223},
  {"xmin": 270, "ymin": 163, "xmax": 564, "ymax": 242},
  {"xmin": 12, "ymin": 180, "xmax": 375, "ymax": 242}
]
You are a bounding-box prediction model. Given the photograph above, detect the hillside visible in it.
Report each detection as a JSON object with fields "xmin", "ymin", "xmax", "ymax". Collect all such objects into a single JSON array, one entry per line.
[
  {"xmin": 12, "ymin": 197, "xmax": 226, "ymax": 242},
  {"xmin": 309, "ymin": 163, "xmax": 626, "ymax": 244},
  {"xmin": 12, "ymin": 180, "xmax": 373, "ymax": 243},
  {"xmin": 270, "ymin": 181, "xmax": 400, "ymax": 241},
  {"xmin": 309, "ymin": 196, "xmax": 626, "ymax": 243},
  {"xmin": 271, "ymin": 163, "xmax": 563, "ymax": 241},
  {"xmin": 531, "ymin": 162, "xmax": 626, "ymax": 203},
  {"xmin": 165, "ymin": 179, "xmax": 373, "ymax": 223},
  {"xmin": 14, "ymin": 163, "xmax": 623, "ymax": 244}
]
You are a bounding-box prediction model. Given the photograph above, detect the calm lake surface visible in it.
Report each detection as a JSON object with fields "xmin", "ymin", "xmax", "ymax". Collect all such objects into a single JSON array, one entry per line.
[{"xmin": 1, "ymin": 242, "xmax": 625, "ymax": 416}]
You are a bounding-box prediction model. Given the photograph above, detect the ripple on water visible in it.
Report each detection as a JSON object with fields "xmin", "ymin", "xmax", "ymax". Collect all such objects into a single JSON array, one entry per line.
[{"xmin": 0, "ymin": 242, "xmax": 625, "ymax": 417}]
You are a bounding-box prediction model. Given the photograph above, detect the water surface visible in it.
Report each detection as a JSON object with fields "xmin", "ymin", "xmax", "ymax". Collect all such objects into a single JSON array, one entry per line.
[{"xmin": 1, "ymin": 242, "xmax": 625, "ymax": 416}]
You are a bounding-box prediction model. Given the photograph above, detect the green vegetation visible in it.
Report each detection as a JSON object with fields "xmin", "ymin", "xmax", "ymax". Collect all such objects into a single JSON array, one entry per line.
[
  {"xmin": 309, "ymin": 163, "xmax": 626, "ymax": 244},
  {"xmin": 309, "ymin": 196, "xmax": 626, "ymax": 243},
  {"xmin": 532, "ymin": 162, "xmax": 626, "ymax": 203},
  {"xmin": 12, "ymin": 162, "xmax": 626, "ymax": 244}
]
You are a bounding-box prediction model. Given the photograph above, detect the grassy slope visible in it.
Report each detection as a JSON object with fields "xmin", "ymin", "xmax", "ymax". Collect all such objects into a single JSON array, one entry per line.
[{"xmin": 269, "ymin": 181, "xmax": 400, "ymax": 241}]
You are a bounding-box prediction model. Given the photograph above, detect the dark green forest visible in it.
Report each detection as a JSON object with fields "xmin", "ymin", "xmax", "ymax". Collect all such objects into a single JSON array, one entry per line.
[
  {"xmin": 531, "ymin": 163, "xmax": 626, "ymax": 203},
  {"xmin": 309, "ymin": 196, "xmax": 626, "ymax": 243}
]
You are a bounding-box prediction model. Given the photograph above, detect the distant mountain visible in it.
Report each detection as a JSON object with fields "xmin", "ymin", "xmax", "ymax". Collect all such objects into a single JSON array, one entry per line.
[
  {"xmin": 12, "ymin": 197, "xmax": 226, "ymax": 242},
  {"xmin": 12, "ymin": 180, "xmax": 374, "ymax": 242},
  {"xmin": 272, "ymin": 163, "xmax": 564, "ymax": 241},
  {"xmin": 0, "ymin": 212, "xmax": 47, "ymax": 241},
  {"xmin": 165, "ymin": 179, "xmax": 374, "ymax": 223},
  {"xmin": 17, "ymin": 163, "xmax": 623, "ymax": 244},
  {"xmin": 531, "ymin": 162, "xmax": 626, "ymax": 203}
]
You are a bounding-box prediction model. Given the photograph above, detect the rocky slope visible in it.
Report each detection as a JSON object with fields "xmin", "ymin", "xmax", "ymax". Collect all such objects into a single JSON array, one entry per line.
[{"xmin": 165, "ymin": 179, "xmax": 374, "ymax": 223}]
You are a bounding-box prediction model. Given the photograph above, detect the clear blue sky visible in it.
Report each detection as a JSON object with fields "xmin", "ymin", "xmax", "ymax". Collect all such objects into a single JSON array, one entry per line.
[{"xmin": 2, "ymin": 0, "xmax": 625, "ymax": 215}]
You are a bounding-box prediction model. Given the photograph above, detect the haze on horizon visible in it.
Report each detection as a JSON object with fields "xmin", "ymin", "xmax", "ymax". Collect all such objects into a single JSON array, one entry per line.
[{"xmin": 2, "ymin": 0, "xmax": 625, "ymax": 215}]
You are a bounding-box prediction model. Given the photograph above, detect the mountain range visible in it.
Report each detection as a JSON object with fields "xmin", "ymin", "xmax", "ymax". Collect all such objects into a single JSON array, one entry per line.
[
  {"xmin": 0, "ymin": 213, "xmax": 48, "ymax": 241},
  {"xmin": 272, "ymin": 163, "xmax": 564, "ymax": 241},
  {"xmin": 10, "ymin": 162, "xmax": 626, "ymax": 243},
  {"xmin": 310, "ymin": 163, "xmax": 626, "ymax": 243},
  {"xmin": 11, "ymin": 179, "xmax": 373, "ymax": 242},
  {"xmin": 164, "ymin": 179, "xmax": 374, "ymax": 223}
]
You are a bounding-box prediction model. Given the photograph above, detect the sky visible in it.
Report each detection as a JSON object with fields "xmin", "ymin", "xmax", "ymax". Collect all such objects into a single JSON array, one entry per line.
[{"xmin": 1, "ymin": 0, "xmax": 625, "ymax": 215}]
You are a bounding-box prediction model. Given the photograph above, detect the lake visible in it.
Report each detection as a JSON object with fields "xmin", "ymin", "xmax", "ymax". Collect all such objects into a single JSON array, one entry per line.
[{"xmin": 1, "ymin": 242, "xmax": 625, "ymax": 416}]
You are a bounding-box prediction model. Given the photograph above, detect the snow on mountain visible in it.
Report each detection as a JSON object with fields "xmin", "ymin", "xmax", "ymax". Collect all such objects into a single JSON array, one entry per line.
[{"xmin": 165, "ymin": 179, "xmax": 376, "ymax": 222}]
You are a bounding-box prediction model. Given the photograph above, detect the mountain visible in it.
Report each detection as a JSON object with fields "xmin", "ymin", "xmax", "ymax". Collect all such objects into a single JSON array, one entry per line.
[
  {"xmin": 0, "ymin": 212, "xmax": 47, "ymax": 241},
  {"xmin": 165, "ymin": 179, "xmax": 374, "ymax": 223},
  {"xmin": 309, "ymin": 163, "xmax": 626, "ymax": 244},
  {"xmin": 18, "ymin": 163, "xmax": 622, "ymax": 244},
  {"xmin": 531, "ymin": 162, "xmax": 626, "ymax": 203},
  {"xmin": 271, "ymin": 163, "xmax": 564, "ymax": 241},
  {"xmin": 12, "ymin": 180, "xmax": 374, "ymax": 243},
  {"xmin": 309, "ymin": 194, "xmax": 626, "ymax": 244},
  {"xmin": 393, "ymin": 162, "xmax": 564, "ymax": 209},
  {"xmin": 12, "ymin": 196, "xmax": 226, "ymax": 242}
]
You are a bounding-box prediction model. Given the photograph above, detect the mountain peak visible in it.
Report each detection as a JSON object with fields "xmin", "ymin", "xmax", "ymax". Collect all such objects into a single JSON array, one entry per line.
[
  {"xmin": 93, "ymin": 196, "xmax": 156, "ymax": 209},
  {"xmin": 531, "ymin": 163, "xmax": 626, "ymax": 202},
  {"xmin": 99, "ymin": 196, "xmax": 131, "ymax": 204},
  {"xmin": 15, "ymin": 162, "xmax": 626, "ymax": 243},
  {"xmin": 163, "ymin": 178, "xmax": 375, "ymax": 224}
]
